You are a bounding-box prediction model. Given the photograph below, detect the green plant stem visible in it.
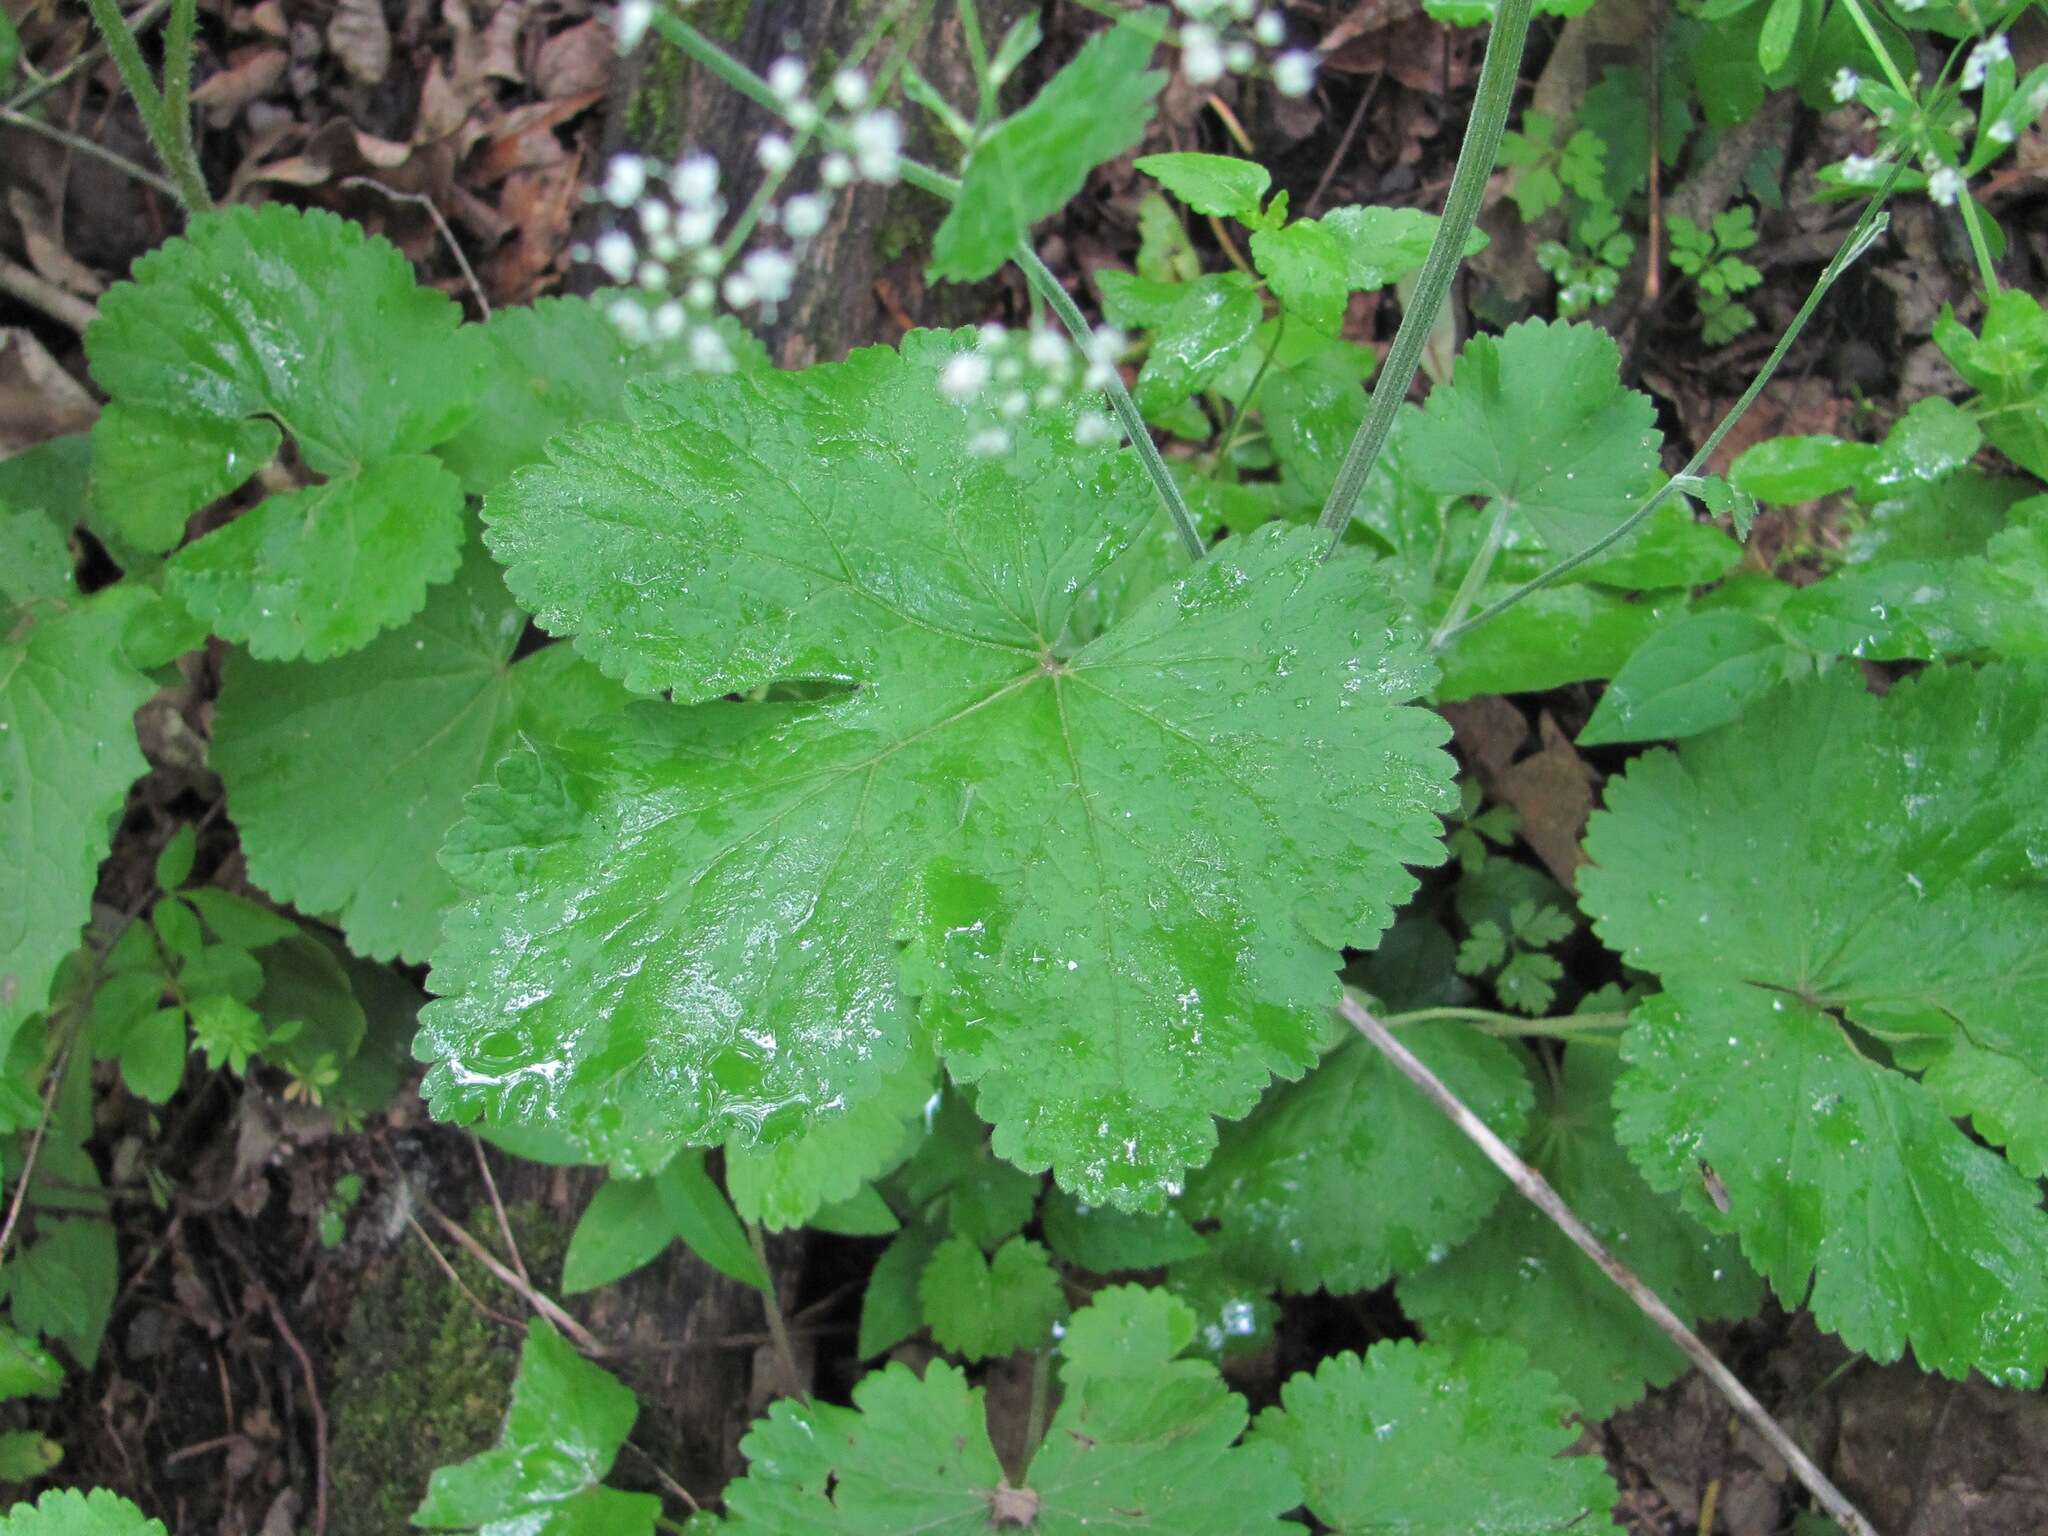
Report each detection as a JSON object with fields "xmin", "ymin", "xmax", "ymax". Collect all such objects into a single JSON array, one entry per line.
[
  {"xmin": 1436, "ymin": 185, "xmax": 1895, "ymax": 649},
  {"xmin": 1838, "ymin": 0, "xmax": 1912, "ymax": 97},
  {"xmin": 1429, "ymin": 496, "xmax": 1513, "ymax": 647},
  {"xmin": 0, "ymin": 106, "xmax": 180, "ymax": 200},
  {"xmin": 656, "ymin": 11, "xmax": 1206, "ymax": 565},
  {"xmin": 3, "ymin": 0, "xmax": 172, "ymax": 114},
  {"xmin": 1208, "ymin": 312, "xmax": 1284, "ymax": 475},
  {"xmin": 1380, "ymin": 1005, "xmax": 1632, "ymax": 1040},
  {"xmin": 1315, "ymin": 0, "xmax": 1534, "ymax": 551},
  {"xmin": 80, "ymin": 0, "xmax": 211, "ymax": 212}
]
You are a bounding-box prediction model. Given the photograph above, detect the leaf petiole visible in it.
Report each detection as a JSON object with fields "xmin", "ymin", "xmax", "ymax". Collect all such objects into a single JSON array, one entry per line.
[{"xmin": 1378, "ymin": 1005, "xmax": 1632, "ymax": 1041}]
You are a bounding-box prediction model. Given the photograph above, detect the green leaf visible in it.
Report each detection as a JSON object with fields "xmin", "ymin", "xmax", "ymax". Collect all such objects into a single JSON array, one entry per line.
[
  {"xmin": 183, "ymin": 888, "xmax": 301, "ymax": 951},
  {"xmin": 1579, "ymin": 612, "xmax": 1805, "ymax": 745},
  {"xmin": 857, "ymin": 1220, "xmax": 945, "ymax": 1359},
  {"xmin": 812, "ymin": 1184, "xmax": 899, "ymax": 1235},
  {"xmin": 1, "ymin": 588, "xmax": 154, "ymax": 1050},
  {"xmin": 0, "ymin": 1489, "xmax": 166, "ymax": 1536},
  {"xmin": 0, "ymin": 1328, "xmax": 62, "ymax": 1404},
  {"xmin": 1099, "ymin": 272, "xmax": 1261, "ymax": 415},
  {"xmin": 1040, "ymin": 1187, "xmax": 1206, "ymax": 1272},
  {"xmin": 1, "ymin": 501, "xmax": 74, "ymax": 612},
  {"xmin": 1316, "ymin": 205, "xmax": 1482, "ymax": 291},
  {"xmin": 725, "ymin": 1043, "xmax": 935, "ymax": 1231},
  {"xmin": 1400, "ymin": 1046, "xmax": 1759, "ymax": 1418},
  {"xmin": 166, "ymin": 454, "xmax": 466, "ymax": 661},
  {"xmin": 1580, "ymin": 667, "xmax": 2048, "ymax": 1385},
  {"xmin": 86, "ymin": 206, "xmax": 484, "ymax": 654},
  {"xmin": 563, "ymin": 1176, "xmax": 673, "ymax": 1294},
  {"xmin": 2, "ymin": 1218, "xmax": 117, "ymax": 1368},
  {"xmin": 1410, "ymin": 320, "xmax": 1661, "ymax": 554},
  {"xmin": 1435, "ymin": 584, "xmax": 1684, "ymax": 700},
  {"xmin": 1251, "ymin": 1339, "xmax": 1621, "ymax": 1535},
  {"xmin": 437, "ymin": 296, "xmax": 767, "ymax": 496},
  {"xmin": 153, "ymin": 825, "xmax": 196, "ymax": 891},
  {"xmin": 0, "ymin": 1431, "xmax": 59, "ymax": 1482},
  {"xmin": 929, "ymin": 14, "xmax": 1166, "ymax": 282},
  {"xmin": 1859, "ymin": 396, "xmax": 1982, "ymax": 496},
  {"xmin": 414, "ymin": 1320, "xmax": 659, "ymax": 1536},
  {"xmin": 212, "ymin": 534, "xmax": 628, "ymax": 963},
  {"xmin": 1249, "ymin": 220, "xmax": 1350, "ymax": 335},
  {"xmin": 919, "ymin": 1235, "xmax": 1063, "ymax": 1360},
  {"xmin": 1574, "ymin": 499, "xmax": 1741, "ymax": 590},
  {"xmin": 944, "ymin": 1150, "xmax": 1040, "ymax": 1252},
  {"xmin": 656, "ymin": 1151, "xmax": 768, "ymax": 1290},
  {"xmin": 727, "ymin": 1287, "xmax": 1301, "ymax": 1531},
  {"xmin": 1935, "ymin": 289, "xmax": 2048, "ymax": 479},
  {"xmin": 1134, "ymin": 152, "xmax": 1271, "ymax": 220},
  {"xmin": 424, "ymin": 332, "xmax": 1455, "ymax": 1207},
  {"xmin": 118, "ymin": 1009, "xmax": 187, "ymax": 1103},
  {"xmin": 1162, "ymin": 1252, "xmax": 1278, "ymax": 1359},
  {"xmin": 1182, "ymin": 1029, "xmax": 1531, "ymax": 1294}
]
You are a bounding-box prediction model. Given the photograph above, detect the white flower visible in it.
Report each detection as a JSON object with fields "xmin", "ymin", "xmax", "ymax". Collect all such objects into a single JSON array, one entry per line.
[
  {"xmin": 1839, "ymin": 153, "xmax": 1884, "ymax": 184},
  {"xmin": 833, "ymin": 68, "xmax": 869, "ymax": 109},
  {"xmin": 652, "ymin": 300, "xmax": 687, "ymax": 339},
  {"xmin": 1831, "ymin": 67, "xmax": 1859, "ymax": 104},
  {"xmin": 1181, "ymin": 24, "xmax": 1225, "ymax": 84},
  {"xmin": 1989, "ymin": 118, "xmax": 2016, "ymax": 144},
  {"xmin": 594, "ymin": 228, "xmax": 637, "ymax": 283},
  {"xmin": 742, "ymin": 247, "xmax": 797, "ymax": 304},
  {"xmin": 1224, "ymin": 41, "xmax": 1255, "ymax": 74},
  {"xmin": 1962, "ymin": 33, "xmax": 2009, "ymax": 91},
  {"xmin": 767, "ymin": 56, "xmax": 807, "ymax": 102},
  {"xmin": 722, "ymin": 272, "xmax": 758, "ymax": 308},
  {"xmin": 758, "ymin": 134, "xmax": 796, "ymax": 173},
  {"xmin": 1081, "ymin": 325, "xmax": 1125, "ymax": 389},
  {"xmin": 1273, "ymin": 49, "xmax": 1316, "ymax": 97},
  {"xmin": 690, "ymin": 325, "xmax": 736, "ymax": 372},
  {"xmin": 998, "ymin": 390, "xmax": 1030, "ymax": 419},
  {"xmin": 1253, "ymin": 9, "xmax": 1284, "ymax": 46},
  {"xmin": 783, "ymin": 193, "xmax": 828, "ymax": 240},
  {"xmin": 635, "ymin": 259, "xmax": 666, "ymax": 289},
  {"xmin": 1027, "ymin": 328, "xmax": 1070, "ymax": 373},
  {"xmin": 615, "ymin": 0, "xmax": 654, "ymax": 53},
  {"xmin": 851, "ymin": 111, "xmax": 902, "ymax": 182},
  {"xmin": 607, "ymin": 296, "xmax": 651, "ymax": 344},
  {"xmin": 1895, "ymin": 0, "xmax": 1924, "ymax": 8},
  {"xmin": 671, "ymin": 153, "xmax": 719, "ymax": 206},
  {"xmin": 820, "ymin": 152, "xmax": 854, "ymax": 188},
  {"xmin": 1926, "ymin": 164, "xmax": 1964, "ymax": 205},
  {"xmin": 648, "ymin": 232, "xmax": 679, "ymax": 262},
  {"xmin": 636, "ymin": 197, "xmax": 670, "ymax": 236},
  {"xmin": 686, "ymin": 276, "xmax": 716, "ymax": 310},
  {"xmin": 940, "ymin": 351, "xmax": 992, "ymax": 401},
  {"xmin": 967, "ymin": 427, "xmax": 1011, "ymax": 457},
  {"xmin": 603, "ymin": 153, "xmax": 648, "ymax": 207},
  {"xmin": 979, "ymin": 321, "xmax": 1010, "ymax": 349},
  {"xmin": 2031, "ymin": 83, "xmax": 2048, "ymax": 115},
  {"xmin": 1075, "ymin": 411, "xmax": 1116, "ymax": 446},
  {"xmin": 674, "ymin": 204, "xmax": 719, "ymax": 247}
]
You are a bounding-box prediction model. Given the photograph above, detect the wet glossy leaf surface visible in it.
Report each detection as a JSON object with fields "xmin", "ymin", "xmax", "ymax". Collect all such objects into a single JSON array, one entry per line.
[
  {"xmin": 1581, "ymin": 666, "xmax": 2048, "ymax": 1383},
  {"xmin": 212, "ymin": 535, "xmax": 628, "ymax": 963},
  {"xmin": 1250, "ymin": 1338, "xmax": 1622, "ymax": 1534},
  {"xmin": 423, "ymin": 333, "xmax": 1455, "ymax": 1206}
]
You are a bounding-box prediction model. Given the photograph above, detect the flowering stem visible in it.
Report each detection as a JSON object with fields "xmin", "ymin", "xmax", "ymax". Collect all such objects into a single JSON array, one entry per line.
[
  {"xmin": 1314, "ymin": 0, "xmax": 1533, "ymax": 552},
  {"xmin": 1209, "ymin": 312, "xmax": 1284, "ymax": 475},
  {"xmin": 1437, "ymin": 184, "xmax": 1895, "ymax": 650},
  {"xmin": 657, "ymin": 10, "xmax": 1206, "ymax": 565},
  {"xmin": 81, "ymin": 0, "xmax": 211, "ymax": 213}
]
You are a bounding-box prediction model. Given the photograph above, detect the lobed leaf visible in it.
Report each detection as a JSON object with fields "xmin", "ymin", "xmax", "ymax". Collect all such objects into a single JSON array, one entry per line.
[
  {"xmin": 1580, "ymin": 666, "xmax": 2048, "ymax": 1384},
  {"xmin": 211, "ymin": 534, "xmax": 629, "ymax": 963},
  {"xmin": 425, "ymin": 333, "xmax": 1456, "ymax": 1206},
  {"xmin": 0, "ymin": 1490, "xmax": 166, "ymax": 1536}
]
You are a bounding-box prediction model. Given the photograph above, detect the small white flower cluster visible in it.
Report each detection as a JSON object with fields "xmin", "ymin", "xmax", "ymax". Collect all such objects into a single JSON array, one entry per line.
[
  {"xmin": 1960, "ymin": 32, "xmax": 2009, "ymax": 92},
  {"xmin": 1831, "ymin": 66, "xmax": 1860, "ymax": 105},
  {"xmin": 1925, "ymin": 162, "xmax": 1965, "ymax": 205},
  {"xmin": 577, "ymin": 59, "xmax": 910, "ymax": 351},
  {"xmin": 1171, "ymin": 0, "xmax": 1317, "ymax": 98},
  {"xmin": 936, "ymin": 323, "xmax": 1126, "ymax": 456}
]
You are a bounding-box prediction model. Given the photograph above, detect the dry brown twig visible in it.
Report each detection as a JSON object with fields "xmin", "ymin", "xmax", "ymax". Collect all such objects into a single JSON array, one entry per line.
[{"xmin": 1340, "ymin": 993, "xmax": 1880, "ymax": 1536}]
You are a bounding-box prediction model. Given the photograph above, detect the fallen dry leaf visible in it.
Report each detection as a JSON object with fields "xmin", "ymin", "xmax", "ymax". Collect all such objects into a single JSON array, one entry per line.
[
  {"xmin": 1494, "ymin": 711, "xmax": 1597, "ymax": 890},
  {"xmin": 7, "ymin": 188, "xmax": 103, "ymax": 296},
  {"xmin": 192, "ymin": 45, "xmax": 289, "ymax": 125},
  {"xmin": 328, "ymin": 0, "xmax": 393, "ymax": 84},
  {"xmin": 533, "ymin": 17, "xmax": 613, "ymax": 100},
  {"xmin": 0, "ymin": 328, "xmax": 98, "ymax": 455}
]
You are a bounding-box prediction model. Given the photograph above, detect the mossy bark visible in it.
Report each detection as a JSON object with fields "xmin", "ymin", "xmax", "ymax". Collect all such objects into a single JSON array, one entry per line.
[{"xmin": 603, "ymin": 0, "xmax": 1036, "ymax": 365}]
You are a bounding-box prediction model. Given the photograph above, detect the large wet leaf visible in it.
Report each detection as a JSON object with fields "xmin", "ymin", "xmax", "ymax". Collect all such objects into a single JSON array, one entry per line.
[
  {"xmin": 421, "ymin": 332, "xmax": 1454, "ymax": 1206},
  {"xmin": 1580, "ymin": 665, "xmax": 2048, "ymax": 1385}
]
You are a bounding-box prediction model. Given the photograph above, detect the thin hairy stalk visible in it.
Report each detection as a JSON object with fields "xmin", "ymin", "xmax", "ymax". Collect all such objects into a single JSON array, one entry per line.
[
  {"xmin": 1437, "ymin": 188, "xmax": 1893, "ymax": 648},
  {"xmin": 4, "ymin": 0, "xmax": 172, "ymax": 113},
  {"xmin": 1378, "ymin": 1004, "xmax": 1631, "ymax": 1039},
  {"xmin": 1339, "ymin": 993, "xmax": 1880, "ymax": 1536},
  {"xmin": 1316, "ymin": 0, "xmax": 1534, "ymax": 550},
  {"xmin": 80, "ymin": 0, "xmax": 210, "ymax": 211},
  {"xmin": 656, "ymin": 11, "xmax": 1206, "ymax": 564},
  {"xmin": 160, "ymin": 0, "xmax": 201, "ymax": 191}
]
